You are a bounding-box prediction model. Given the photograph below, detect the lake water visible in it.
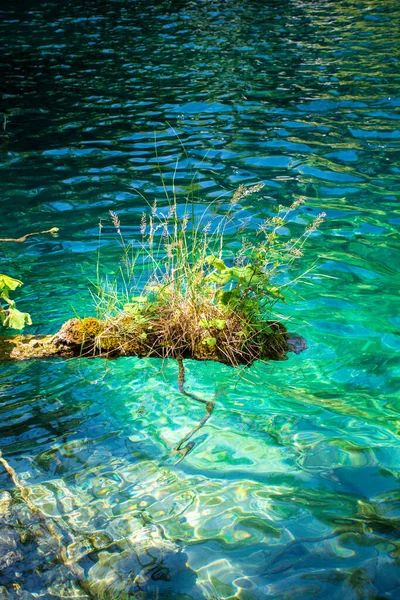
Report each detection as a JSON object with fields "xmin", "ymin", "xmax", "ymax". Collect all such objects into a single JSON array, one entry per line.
[{"xmin": 1, "ymin": 1, "xmax": 400, "ymax": 598}]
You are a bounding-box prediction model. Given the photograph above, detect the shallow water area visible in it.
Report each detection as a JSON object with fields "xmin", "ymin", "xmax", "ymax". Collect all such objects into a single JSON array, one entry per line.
[{"xmin": 1, "ymin": 0, "xmax": 400, "ymax": 598}]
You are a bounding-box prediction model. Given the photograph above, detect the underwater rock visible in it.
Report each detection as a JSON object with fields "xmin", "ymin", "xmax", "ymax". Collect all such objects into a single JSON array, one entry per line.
[
  {"xmin": 0, "ymin": 489, "xmax": 91, "ymax": 599},
  {"xmin": 0, "ymin": 466, "xmax": 205, "ymax": 599},
  {"xmin": 286, "ymin": 334, "xmax": 308, "ymax": 355},
  {"xmin": 88, "ymin": 527, "xmax": 202, "ymax": 599}
]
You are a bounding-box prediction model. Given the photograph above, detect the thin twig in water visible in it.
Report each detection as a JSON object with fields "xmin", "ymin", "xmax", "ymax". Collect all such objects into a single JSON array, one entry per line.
[{"xmin": 0, "ymin": 228, "xmax": 59, "ymax": 243}]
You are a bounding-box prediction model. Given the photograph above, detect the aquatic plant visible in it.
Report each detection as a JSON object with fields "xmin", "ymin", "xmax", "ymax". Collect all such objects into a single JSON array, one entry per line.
[
  {"xmin": 0, "ymin": 273, "xmax": 32, "ymax": 329},
  {"xmin": 0, "ymin": 227, "xmax": 59, "ymax": 329},
  {"xmin": 90, "ymin": 182, "xmax": 325, "ymax": 367}
]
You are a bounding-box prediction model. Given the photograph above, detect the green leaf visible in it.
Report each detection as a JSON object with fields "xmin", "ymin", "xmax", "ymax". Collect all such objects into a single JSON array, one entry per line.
[
  {"xmin": 232, "ymin": 264, "xmax": 267, "ymax": 285},
  {"xmin": 216, "ymin": 289, "xmax": 240, "ymax": 306},
  {"xmin": 202, "ymin": 336, "xmax": 217, "ymax": 348},
  {"xmin": 0, "ymin": 274, "xmax": 23, "ymax": 292},
  {"xmin": 124, "ymin": 296, "xmax": 148, "ymax": 313},
  {"xmin": 124, "ymin": 303, "xmax": 146, "ymax": 317},
  {"xmin": 124, "ymin": 303, "xmax": 138, "ymax": 314},
  {"xmin": 211, "ymin": 318, "xmax": 226, "ymax": 330},
  {"xmin": 204, "ymin": 255, "xmax": 228, "ymax": 272},
  {"xmin": 206, "ymin": 270, "xmax": 234, "ymax": 285},
  {"xmin": 130, "ymin": 295, "xmax": 148, "ymax": 304},
  {"xmin": 3, "ymin": 308, "xmax": 32, "ymax": 330},
  {"xmin": 200, "ymin": 318, "xmax": 227, "ymax": 330},
  {"xmin": 263, "ymin": 285, "xmax": 285, "ymax": 300},
  {"xmin": 231, "ymin": 265, "xmax": 256, "ymax": 284}
]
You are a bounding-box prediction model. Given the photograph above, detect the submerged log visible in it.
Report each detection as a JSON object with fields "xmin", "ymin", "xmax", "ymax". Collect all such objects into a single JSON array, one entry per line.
[{"xmin": 0, "ymin": 316, "xmax": 306, "ymax": 364}]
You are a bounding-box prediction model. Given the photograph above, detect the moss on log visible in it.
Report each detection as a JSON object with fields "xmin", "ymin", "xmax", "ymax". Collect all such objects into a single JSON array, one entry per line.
[{"xmin": 0, "ymin": 316, "xmax": 306, "ymax": 364}]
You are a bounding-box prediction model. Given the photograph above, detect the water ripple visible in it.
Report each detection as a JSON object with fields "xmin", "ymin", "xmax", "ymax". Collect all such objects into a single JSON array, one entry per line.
[{"xmin": 1, "ymin": 0, "xmax": 400, "ymax": 597}]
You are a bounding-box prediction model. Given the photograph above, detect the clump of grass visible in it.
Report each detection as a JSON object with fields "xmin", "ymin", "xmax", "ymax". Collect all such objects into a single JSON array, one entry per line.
[{"xmin": 91, "ymin": 179, "xmax": 325, "ymax": 366}]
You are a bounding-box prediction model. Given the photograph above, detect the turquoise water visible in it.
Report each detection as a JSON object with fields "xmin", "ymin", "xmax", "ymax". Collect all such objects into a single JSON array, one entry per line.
[{"xmin": 1, "ymin": 0, "xmax": 400, "ymax": 598}]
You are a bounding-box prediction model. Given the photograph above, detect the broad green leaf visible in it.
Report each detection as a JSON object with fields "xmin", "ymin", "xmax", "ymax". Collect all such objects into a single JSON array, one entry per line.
[
  {"xmin": 263, "ymin": 285, "xmax": 285, "ymax": 300},
  {"xmin": 202, "ymin": 336, "xmax": 217, "ymax": 348},
  {"xmin": 211, "ymin": 318, "xmax": 226, "ymax": 330},
  {"xmin": 216, "ymin": 289, "xmax": 240, "ymax": 306},
  {"xmin": 231, "ymin": 265, "xmax": 267, "ymax": 285},
  {"xmin": 200, "ymin": 318, "xmax": 227, "ymax": 330},
  {"xmin": 0, "ymin": 274, "xmax": 23, "ymax": 292},
  {"xmin": 206, "ymin": 270, "xmax": 233, "ymax": 285},
  {"xmin": 231, "ymin": 265, "xmax": 257, "ymax": 284},
  {"xmin": 204, "ymin": 255, "xmax": 228, "ymax": 272},
  {"xmin": 3, "ymin": 308, "xmax": 32, "ymax": 330}
]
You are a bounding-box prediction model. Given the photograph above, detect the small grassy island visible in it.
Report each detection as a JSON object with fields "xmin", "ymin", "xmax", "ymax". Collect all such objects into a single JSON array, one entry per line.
[
  {"xmin": 0, "ymin": 185, "xmax": 324, "ymax": 365},
  {"xmin": 0, "ymin": 315, "xmax": 301, "ymax": 363}
]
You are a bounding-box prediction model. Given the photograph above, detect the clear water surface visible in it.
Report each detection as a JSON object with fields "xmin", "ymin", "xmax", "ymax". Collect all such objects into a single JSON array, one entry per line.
[{"xmin": 1, "ymin": 0, "xmax": 400, "ymax": 598}]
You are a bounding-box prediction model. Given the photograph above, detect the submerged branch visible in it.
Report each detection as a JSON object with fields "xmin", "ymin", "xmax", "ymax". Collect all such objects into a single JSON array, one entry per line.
[{"xmin": 173, "ymin": 357, "xmax": 215, "ymax": 463}]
